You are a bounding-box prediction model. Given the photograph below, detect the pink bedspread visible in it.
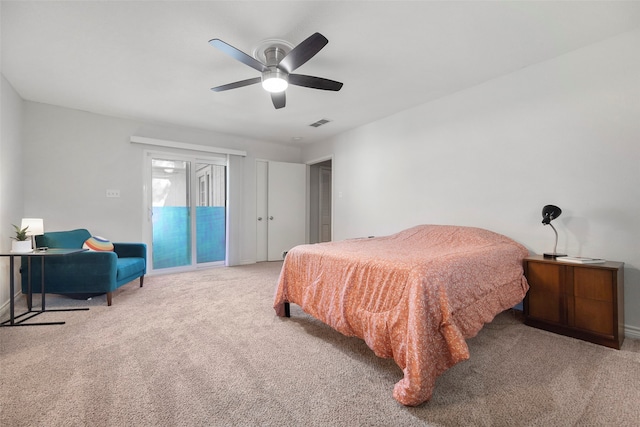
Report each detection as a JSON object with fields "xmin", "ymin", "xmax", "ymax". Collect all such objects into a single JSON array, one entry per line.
[{"xmin": 273, "ymin": 225, "xmax": 529, "ymax": 406}]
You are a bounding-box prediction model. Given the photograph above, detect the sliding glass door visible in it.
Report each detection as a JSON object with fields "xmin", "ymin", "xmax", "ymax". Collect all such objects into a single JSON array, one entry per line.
[{"xmin": 147, "ymin": 152, "xmax": 226, "ymax": 272}]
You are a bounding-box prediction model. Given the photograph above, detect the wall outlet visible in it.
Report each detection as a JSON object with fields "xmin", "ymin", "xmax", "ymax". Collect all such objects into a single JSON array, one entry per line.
[
  {"xmin": 106, "ymin": 189, "xmax": 120, "ymax": 198},
  {"xmin": 282, "ymin": 251, "xmax": 288, "ymax": 259}
]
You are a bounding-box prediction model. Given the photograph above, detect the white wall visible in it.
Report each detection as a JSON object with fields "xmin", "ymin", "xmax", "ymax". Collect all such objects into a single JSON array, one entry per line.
[
  {"xmin": 0, "ymin": 74, "xmax": 25, "ymax": 315},
  {"xmin": 303, "ymin": 29, "xmax": 640, "ymax": 333},
  {"xmin": 21, "ymin": 101, "xmax": 302, "ymax": 266}
]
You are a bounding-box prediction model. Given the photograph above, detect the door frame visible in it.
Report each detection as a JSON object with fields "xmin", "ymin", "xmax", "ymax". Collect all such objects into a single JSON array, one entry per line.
[
  {"xmin": 318, "ymin": 165, "xmax": 332, "ymax": 242},
  {"xmin": 307, "ymin": 156, "xmax": 333, "ymax": 244}
]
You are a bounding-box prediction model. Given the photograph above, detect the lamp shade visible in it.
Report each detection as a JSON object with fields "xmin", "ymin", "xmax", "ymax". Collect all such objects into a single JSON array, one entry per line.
[
  {"xmin": 541, "ymin": 205, "xmax": 562, "ymax": 225},
  {"xmin": 21, "ymin": 218, "xmax": 44, "ymax": 236}
]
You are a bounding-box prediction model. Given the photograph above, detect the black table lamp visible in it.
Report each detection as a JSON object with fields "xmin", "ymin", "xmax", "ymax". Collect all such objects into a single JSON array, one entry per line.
[{"xmin": 542, "ymin": 205, "xmax": 566, "ymax": 258}]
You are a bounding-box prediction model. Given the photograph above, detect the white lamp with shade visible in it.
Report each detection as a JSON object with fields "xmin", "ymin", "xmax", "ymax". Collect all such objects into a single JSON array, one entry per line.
[{"xmin": 21, "ymin": 218, "xmax": 44, "ymax": 251}]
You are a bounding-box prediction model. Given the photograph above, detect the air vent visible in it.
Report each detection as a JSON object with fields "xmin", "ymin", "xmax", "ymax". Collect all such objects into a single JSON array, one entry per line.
[{"xmin": 309, "ymin": 118, "xmax": 331, "ymax": 128}]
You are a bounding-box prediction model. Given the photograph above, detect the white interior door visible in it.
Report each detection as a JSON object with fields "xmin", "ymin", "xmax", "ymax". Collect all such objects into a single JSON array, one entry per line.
[
  {"xmin": 256, "ymin": 160, "xmax": 306, "ymax": 261},
  {"xmin": 256, "ymin": 160, "xmax": 269, "ymax": 262},
  {"xmin": 267, "ymin": 161, "xmax": 306, "ymax": 260}
]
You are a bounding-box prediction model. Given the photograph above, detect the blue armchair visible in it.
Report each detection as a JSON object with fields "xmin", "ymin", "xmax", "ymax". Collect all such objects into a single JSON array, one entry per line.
[{"xmin": 21, "ymin": 229, "xmax": 147, "ymax": 306}]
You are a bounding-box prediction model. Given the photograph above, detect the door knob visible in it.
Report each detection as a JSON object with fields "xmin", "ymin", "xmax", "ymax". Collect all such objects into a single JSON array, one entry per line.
[
  {"xmin": 269, "ymin": 216, "xmax": 274, "ymax": 220},
  {"xmin": 257, "ymin": 217, "xmax": 263, "ymax": 221}
]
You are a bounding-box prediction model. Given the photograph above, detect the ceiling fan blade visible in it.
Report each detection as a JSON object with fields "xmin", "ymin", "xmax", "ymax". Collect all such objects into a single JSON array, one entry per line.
[
  {"xmin": 271, "ymin": 92, "xmax": 286, "ymax": 109},
  {"xmin": 209, "ymin": 39, "xmax": 267, "ymax": 73},
  {"xmin": 278, "ymin": 32, "xmax": 328, "ymax": 73},
  {"xmin": 288, "ymin": 74, "xmax": 343, "ymax": 91},
  {"xmin": 211, "ymin": 77, "xmax": 262, "ymax": 92}
]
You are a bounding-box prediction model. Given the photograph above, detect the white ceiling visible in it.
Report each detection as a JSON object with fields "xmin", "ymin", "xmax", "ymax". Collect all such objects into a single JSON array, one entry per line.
[{"xmin": 3, "ymin": 1, "xmax": 640, "ymax": 146}]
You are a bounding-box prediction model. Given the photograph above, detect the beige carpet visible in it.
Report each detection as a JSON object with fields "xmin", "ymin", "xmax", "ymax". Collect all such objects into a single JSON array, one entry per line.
[{"xmin": 1, "ymin": 261, "xmax": 639, "ymax": 426}]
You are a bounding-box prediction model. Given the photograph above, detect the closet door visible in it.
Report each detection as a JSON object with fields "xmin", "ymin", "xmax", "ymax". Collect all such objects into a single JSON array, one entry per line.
[
  {"xmin": 267, "ymin": 161, "xmax": 306, "ymax": 260},
  {"xmin": 256, "ymin": 160, "xmax": 306, "ymax": 261},
  {"xmin": 256, "ymin": 160, "xmax": 269, "ymax": 262}
]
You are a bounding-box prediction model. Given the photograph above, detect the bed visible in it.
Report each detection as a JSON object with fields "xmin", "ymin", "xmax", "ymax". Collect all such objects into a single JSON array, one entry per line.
[{"xmin": 273, "ymin": 224, "xmax": 529, "ymax": 406}]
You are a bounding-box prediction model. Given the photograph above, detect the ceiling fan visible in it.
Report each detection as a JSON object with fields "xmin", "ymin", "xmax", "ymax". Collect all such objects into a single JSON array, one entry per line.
[{"xmin": 209, "ymin": 32, "xmax": 343, "ymax": 109}]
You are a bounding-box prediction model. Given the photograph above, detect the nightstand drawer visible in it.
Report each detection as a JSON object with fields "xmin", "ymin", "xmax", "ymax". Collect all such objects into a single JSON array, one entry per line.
[
  {"xmin": 526, "ymin": 262, "xmax": 562, "ymax": 294},
  {"xmin": 573, "ymin": 298, "xmax": 614, "ymax": 336},
  {"xmin": 528, "ymin": 290, "xmax": 562, "ymax": 323},
  {"xmin": 573, "ymin": 268, "xmax": 613, "ymax": 302}
]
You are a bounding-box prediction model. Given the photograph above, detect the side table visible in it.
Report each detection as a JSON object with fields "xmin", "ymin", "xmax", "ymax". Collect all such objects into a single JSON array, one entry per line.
[
  {"xmin": 523, "ymin": 255, "xmax": 624, "ymax": 349},
  {"xmin": 1, "ymin": 248, "xmax": 89, "ymax": 327}
]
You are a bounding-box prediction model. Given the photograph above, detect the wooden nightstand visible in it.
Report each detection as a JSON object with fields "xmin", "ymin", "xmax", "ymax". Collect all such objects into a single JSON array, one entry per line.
[{"xmin": 523, "ymin": 255, "xmax": 624, "ymax": 349}]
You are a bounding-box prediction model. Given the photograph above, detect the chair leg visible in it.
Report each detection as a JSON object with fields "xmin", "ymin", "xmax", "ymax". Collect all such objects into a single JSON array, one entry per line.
[
  {"xmin": 140, "ymin": 276, "xmax": 144, "ymax": 288},
  {"xmin": 107, "ymin": 292, "xmax": 112, "ymax": 306}
]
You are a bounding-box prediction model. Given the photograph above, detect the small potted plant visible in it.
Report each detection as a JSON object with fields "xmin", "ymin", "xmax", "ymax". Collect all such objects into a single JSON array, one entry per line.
[{"xmin": 10, "ymin": 224, "xmax": 32, "ymax": 253}]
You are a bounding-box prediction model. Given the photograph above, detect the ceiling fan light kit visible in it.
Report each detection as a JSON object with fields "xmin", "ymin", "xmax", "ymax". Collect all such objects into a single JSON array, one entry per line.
[
  {"xmin": 262, "ymin": 68, "xmax": 288, "ymax": 93},
  {"xmin": 209, "ymin": 32, "xmax": 343, "ymax": 109}
]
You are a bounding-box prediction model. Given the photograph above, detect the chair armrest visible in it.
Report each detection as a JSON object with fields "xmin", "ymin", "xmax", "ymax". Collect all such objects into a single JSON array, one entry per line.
[{"xmin": 113, "ymin": 243, "xmax": 147, "ymax": 259}]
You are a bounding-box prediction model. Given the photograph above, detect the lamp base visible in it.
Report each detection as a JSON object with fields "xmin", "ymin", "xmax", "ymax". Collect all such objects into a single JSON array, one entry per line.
[{"xmin": 543, "ymin": 252, "xmax": 567, "ymax": 259}]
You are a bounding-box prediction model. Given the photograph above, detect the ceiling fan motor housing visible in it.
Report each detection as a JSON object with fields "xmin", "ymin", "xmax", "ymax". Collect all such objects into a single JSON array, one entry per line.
[
  {"xmin": 261, "ymin": 46, "xmax": 289, "ymax": 92},
  {"xmin": 263, "ymin": 46, "xmax": 287, "ymax": 66}
]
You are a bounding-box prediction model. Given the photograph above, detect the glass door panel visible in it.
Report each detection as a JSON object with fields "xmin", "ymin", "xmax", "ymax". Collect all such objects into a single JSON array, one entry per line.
[
  {"xmin": 151, "ymin": 159, "xmax": 191, "ymax": 269},
  {"xmin": 196, "ymin": 163, "xmax": 226, "ymax": 264}
]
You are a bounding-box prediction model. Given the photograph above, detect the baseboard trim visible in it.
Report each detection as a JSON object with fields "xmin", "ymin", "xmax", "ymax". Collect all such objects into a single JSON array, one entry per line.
[
  {"xmin": 0, "ymin": 290, "xmax": 22, "ymax": 321},
  {"xmin": 0, "ymin": 298, "xmax": 8, "ymax": 320},
  {"xmin": 625, "ymin": 324, "xmax": 640, "ymax": 340}
]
